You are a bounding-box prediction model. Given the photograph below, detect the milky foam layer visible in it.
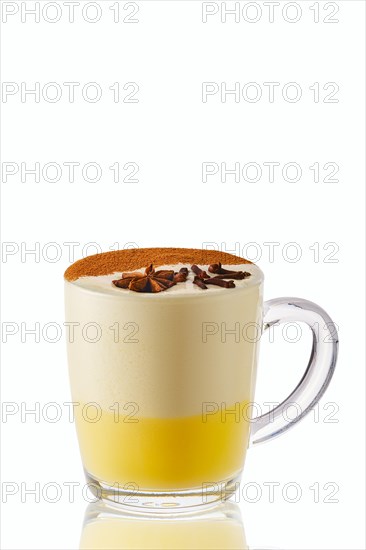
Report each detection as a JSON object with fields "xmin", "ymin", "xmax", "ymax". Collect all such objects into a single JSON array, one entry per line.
[
  {"xmin": 71, "ymin": 263, "xmax": 263, "ymax": 297},
  {"xmin": 65, "ymin": 264, "xmax": 263, "ymax": 417}
]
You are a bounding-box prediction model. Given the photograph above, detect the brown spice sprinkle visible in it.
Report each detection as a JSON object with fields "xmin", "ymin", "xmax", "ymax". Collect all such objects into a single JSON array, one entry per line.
[{"xmin": 64, "ymin": 248, "xmax": 252, "ymax": 282}]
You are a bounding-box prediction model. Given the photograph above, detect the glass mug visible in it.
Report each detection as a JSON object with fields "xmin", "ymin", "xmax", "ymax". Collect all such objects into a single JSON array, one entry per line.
[{"xmin": 64, "ymin": 248, "xmax": 338, "ymax": 510}]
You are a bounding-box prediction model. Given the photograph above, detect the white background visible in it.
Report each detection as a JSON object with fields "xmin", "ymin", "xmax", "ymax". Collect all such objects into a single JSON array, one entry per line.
[{"xmin": 1, "ymin": 1, "xmax": 365, "ymax": 549}]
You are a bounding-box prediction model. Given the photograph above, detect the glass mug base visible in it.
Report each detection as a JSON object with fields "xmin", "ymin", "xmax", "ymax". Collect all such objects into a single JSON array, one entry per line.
[{"xmin": 85, "ymin": 469, "xmax": 242, "ymax": 513}]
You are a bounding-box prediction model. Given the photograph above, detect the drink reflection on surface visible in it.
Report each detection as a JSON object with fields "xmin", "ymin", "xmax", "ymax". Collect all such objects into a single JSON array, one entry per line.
[{"xmin": 80, "ymin": 500, "xmax": 247, "ymax": 550}]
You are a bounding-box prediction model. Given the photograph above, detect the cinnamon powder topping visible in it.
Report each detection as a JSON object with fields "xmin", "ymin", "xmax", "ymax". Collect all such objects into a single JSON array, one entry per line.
[{"xmin": 64, "ymin": 248, "xmax": 252, "ymax": 282}]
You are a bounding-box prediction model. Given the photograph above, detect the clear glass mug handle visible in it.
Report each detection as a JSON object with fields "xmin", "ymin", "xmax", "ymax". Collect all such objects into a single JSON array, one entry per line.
[{"xmin": 250, "ymin": 297, "xmax": 338, "ymax": 445}]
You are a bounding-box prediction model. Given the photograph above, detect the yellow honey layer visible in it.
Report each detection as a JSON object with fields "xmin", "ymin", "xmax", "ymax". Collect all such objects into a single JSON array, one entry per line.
[{"xmin": 76, "ymin": 401, "xmax": 250, "ymax": 490}]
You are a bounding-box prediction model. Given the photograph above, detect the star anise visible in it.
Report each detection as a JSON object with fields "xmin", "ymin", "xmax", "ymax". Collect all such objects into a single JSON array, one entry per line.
[
  {"xmin": 174, "ymin": 267, "xmax": 189, "ymax": 282},
  {"xmin": 113, "ymin": 264, "xmax": 176, "ymax": 293}
]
